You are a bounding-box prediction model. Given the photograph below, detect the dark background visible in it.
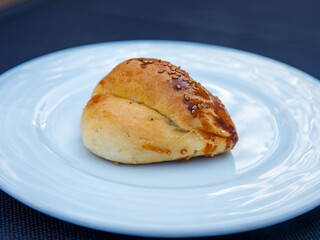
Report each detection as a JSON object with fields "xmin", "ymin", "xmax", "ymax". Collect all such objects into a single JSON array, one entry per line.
[{"xmin": 1, "ymin": 0, "xmax": 320, "ymax": 239}]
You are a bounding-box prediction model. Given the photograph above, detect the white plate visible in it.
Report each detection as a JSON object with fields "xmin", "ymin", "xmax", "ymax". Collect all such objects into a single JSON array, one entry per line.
[{"xmin": 1, "ymin": 40, "xmax": 320, "ymax": 238}]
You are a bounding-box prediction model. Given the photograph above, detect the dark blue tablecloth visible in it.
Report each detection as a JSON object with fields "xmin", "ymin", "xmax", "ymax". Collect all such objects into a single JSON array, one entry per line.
[{"xmin": 1, "ymin": 0, "xmax": 320, "ymax": 239}]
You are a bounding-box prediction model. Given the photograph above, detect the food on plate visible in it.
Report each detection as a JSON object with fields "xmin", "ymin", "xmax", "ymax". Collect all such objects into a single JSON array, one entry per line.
[{"xmin": 81, "ymin": 58, "xmax": 238, "ymax": 164}]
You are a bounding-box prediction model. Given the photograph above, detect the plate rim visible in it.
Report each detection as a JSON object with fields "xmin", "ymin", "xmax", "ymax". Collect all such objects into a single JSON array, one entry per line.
[{"xmin": 1, "ymin": 39, "xmax": 320, "ymax": 83}]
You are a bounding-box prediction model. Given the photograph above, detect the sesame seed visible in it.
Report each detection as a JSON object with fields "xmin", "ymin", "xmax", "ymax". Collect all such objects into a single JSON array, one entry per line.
[
  {"xmin": 181, "ymin": 149, "xmax": 187, "ymax": 154},
  {"xmin": 197, "ymin": 103, "xmax": 202, "ymax": 109},
  {"xmin": 204, "ymin": 89, "xmax": 209, "ymax": 95},
  {"xmin": 191, "ymin": 109, "xmax": 195, "ymax": 114},
  {"xmin": 172, "ymin": 75, "xmax": 179, "ymax": 79},
  {"xmin": 192, "ymin": 105, "xmax": 197, "ymax": 110},
  {"xmin": 168, "ymin": 64, "xmax": 172, "ymax": 67},
  {"xmin": 192, "ymin": 85, "xmax": 198, "ymax": 90},
  {"xmin": 158, "ymin": 69, "xmax": 164, "ymax": 73},
  {"xmin": 148, "ymin": 60, "xmax": 154, "ymax": 64},
  {"xmin": 143, "ymin": 59, "xmax": 148, "ymax": 63},
  {"xmin": 176, "ymin": 84, "xmax": 182, "ymax": 90},
  {"xmin": 201, "ymin": 103, "xmax": 205, "ymax": 108},
  {"xmin": 184, "ymin": 94, "xmax": 190, "ymax": 101}
]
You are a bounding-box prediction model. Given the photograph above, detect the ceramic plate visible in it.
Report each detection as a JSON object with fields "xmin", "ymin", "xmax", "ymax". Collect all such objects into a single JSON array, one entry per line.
[{"xmin": 1, "ymin": 41, "xmax": 320, "ymax": 238}]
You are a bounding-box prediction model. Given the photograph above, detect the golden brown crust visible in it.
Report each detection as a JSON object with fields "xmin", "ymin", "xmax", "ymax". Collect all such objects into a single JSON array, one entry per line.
[
  {"xmin": 81, "ymin": 58, "xmax": 238, "ymax": 164},
  {"xmin": 92, "ymin": 58, "xmax": 238, "ymax": 153}
]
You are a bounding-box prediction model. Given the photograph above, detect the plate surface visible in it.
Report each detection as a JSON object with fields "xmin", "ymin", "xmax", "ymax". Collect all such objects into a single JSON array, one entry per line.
[{"xmin": 1, "ymin": 40, "xmax": 320, "ymax": 238}]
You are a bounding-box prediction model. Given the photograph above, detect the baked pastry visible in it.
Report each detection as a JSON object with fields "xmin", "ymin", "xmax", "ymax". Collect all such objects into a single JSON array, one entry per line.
[{"xmin": 81, "ymin": 58, "xmax": 238, "ymax": 164}]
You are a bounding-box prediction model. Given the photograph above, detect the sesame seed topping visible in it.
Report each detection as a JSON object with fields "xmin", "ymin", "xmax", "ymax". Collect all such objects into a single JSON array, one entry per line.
[
  {"xmin": 192, "ymin": 105, "xmax": 197, "ymax": 110},
  {"xmin": 168, "ymin": 64, "xmax": 172, "ymax": 67},
  {"xmin": 148, "ymin": 60, "xmax": 154, "ymax": 64},
  {"xmin": 158, "ymin": 69, "xmax": 164, "ymax": 73},
  {"xmin": 192, "ymin": 85, "xmax": 198, "ymax": 90},
  {"xmin": 181, "ymin": 149, "xmax": 187, "ymax": 154},
  {"xmin": 197, "ymin": 103, "xmax": 202, "ymax": 109},
  {"xmin": 204, "ymin": 89, "xmax": 209, "ymax": 95},
  {"xmin": 184, "ymin": 94, "xmax": 190, "ymax": 101},
  {"xmin": 191, "ymin": 109, "xmax": 195, "ymax": 114},
  {"xmin": 201, "ymin": 103, "xmax": 205, "ymax": 108},
  {"xmin": 142, "ymin": 59, "xmax": 148, "ymax": 63},
  {"xmin": 176, "ymin": 84, "xmax": 182, "ymax": 90},
  {"xmin": 172, "ymin": 75, "xmax": 179, "ymax": 79}
]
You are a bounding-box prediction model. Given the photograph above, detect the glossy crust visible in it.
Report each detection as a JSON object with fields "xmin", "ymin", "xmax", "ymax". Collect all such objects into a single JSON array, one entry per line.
[{"xmin": 81, "ymin": 58, "xmax": 238, "ymax": 164}]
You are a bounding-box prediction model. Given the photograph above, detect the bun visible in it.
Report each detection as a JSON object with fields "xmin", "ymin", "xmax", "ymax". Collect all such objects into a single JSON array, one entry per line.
[{"xmin": 81, "ymin": 58, "xmax": 238, "ymax": 164}]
